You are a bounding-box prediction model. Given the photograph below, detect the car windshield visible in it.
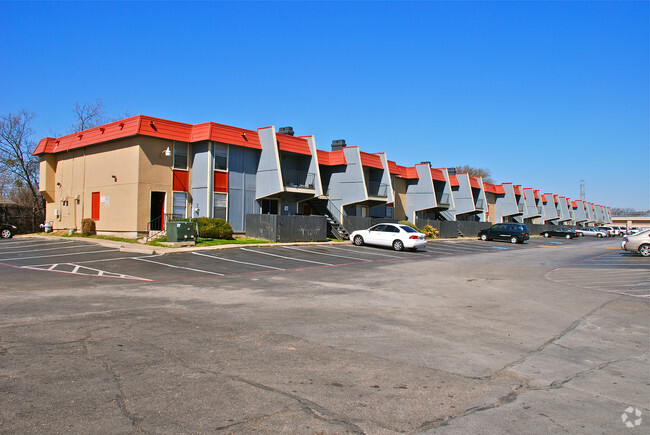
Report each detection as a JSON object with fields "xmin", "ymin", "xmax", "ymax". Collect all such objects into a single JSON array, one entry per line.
[{"xmin": 399, "ymin": 225, "xmax": 417, "ymax": 233}]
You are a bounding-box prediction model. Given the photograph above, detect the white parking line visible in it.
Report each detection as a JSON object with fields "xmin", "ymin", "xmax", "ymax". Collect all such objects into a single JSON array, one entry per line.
[
  {"xmin": 134, "ymin": 257, "xmax": 225, "ymax": 276},
  {"xmin": 0, "ymin": 249, "xmax": 117, "ymax": 261},
  {"xmin": 0, "ymin": 240, "xmax": 75, "ymax": 251},
  {"xmin": 240, "ymin": 248, "xmax": 333, "ymax": 266},
  {"xmin": 325, "ymin": 245, "xmax": 403, "ymax": 258},
  {"xmin": 0, "ymin": 243, "xmax": 87, "ymax": 256},
  {"xmin": 192, "ymin": 251, "xmax": 284, "ymax": 270},
  {"xmin": 282, "ymin": 246, "xmax": 372, "ymax": 262},
  {"xmin": 21, "ymin": 263, "xmax": 152, "ymax": 281}
]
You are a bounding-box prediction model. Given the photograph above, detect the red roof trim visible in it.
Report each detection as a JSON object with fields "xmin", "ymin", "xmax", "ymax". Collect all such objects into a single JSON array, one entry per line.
[
  {"xmin": 34, "ymin": 115, "xmax": 264, "ymax": 155},
  {"xmin": 469, "ymin": 176, "xmax": 481, "ymax": 189},
  {"xmin": 277, "ymin": 134, "xmax": 311, "ymax": 156},
  {"xmin": 317, "ymin": 149, "xmax": 347, "ymax": 166},
  {"xmin": 359, "ymin": 151, "xmax": 384, "ymax": 169},
  {"xmin": 430, "ymin": 168, "xmax": 446, "ymax": 182},
  {"xmin": 449, "ymin": 175, "xmax": 459, "ymax": 186}
]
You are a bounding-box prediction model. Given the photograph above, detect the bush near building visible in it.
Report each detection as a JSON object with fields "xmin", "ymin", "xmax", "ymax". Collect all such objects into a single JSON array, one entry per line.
[
  {"xmin": 81, "ymin": 218, "xmax": 96, "ymax": 236},
  {"xmin": 193, "ymin": 217, "xmax": 234, "ymax": 240}
]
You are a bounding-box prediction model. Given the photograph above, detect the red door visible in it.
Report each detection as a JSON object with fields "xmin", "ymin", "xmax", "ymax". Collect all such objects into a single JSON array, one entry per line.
[{"xmin": 91, "ymin": 192, "xmax": 100, "ymax": 221}]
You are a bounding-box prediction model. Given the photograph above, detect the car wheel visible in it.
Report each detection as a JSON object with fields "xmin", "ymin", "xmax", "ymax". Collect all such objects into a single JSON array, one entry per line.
[
  {"xmin": 638, "ymin": 244, "xmax": 650, "ymax": 257},
  {"xmin": 353, "ymin": 235, "xmax": 364, "ymax": 246},
  {"xmin": 597, "ymin": 234, "xmax": 603, "ymax": 238},
  {"xmin": 0, "ymin": 228, "xmax": 12, "ymax": 238},
  {"xmin": 392, "ymin": 240, "xmax": 404, "ymax": 251},
  {"xmin": 543, "ymin": 233, "xmax": 550, "ymax": 238},
  {"xmin": 480, "ymin": 234, "xmax": 488, "ymax": 241},
  {"xmin": 565, "ymin": 234, "xmax": 571, "ymax": 239},
  {"xmin": 510, "ymin": 236, "xmax": 518, "ymax": 244}
]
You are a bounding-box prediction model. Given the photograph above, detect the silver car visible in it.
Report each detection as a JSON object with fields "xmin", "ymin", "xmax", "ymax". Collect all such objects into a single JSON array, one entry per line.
[{"xmin": 621, "ymin": 230, "xmax": 650, "ymax": 257}]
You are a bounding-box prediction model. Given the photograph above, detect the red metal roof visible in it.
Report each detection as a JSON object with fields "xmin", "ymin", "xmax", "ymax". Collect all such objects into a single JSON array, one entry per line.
[
  {"xmin": 513, "ymin": 185, "xmax": 522, "ymax": 195},
  {"xmin": 484, "ymin": 183, "xmax": 505, "ymax": 194},
  {"xmin": 448, "ymin": 175, "xmax": 459, "ymax": 187},
  {"xmin": 317, "ymin": 149, "xmax": 347, "ymax": 166},
  {"xmin": 387, "ymin": 160, "xmax": 401, "ymax": 175},
  {"xmin": 276, "ymin": 133, "xmax": 311, "ymax": 156},
  {"xmin": 469, "ymin": 176, "xmax": 481, "ymax": 189},
  {"xmin": 359, "ymin": 151, "xmax": 384, "ymax": 169},
  {"xmin": 33, "ymin": 115, "xmax": 262, "ymax": 155},
  {"xmin": 430, "ymin": 168, "xmax": 446, "ymax": 182},
  {"xmin": 403, "ymin": 166, "xmax": 419, "ymax": 179},
  {"xmin": 533, "ymin": 190, "xmax": 540, "ymax": 200}
]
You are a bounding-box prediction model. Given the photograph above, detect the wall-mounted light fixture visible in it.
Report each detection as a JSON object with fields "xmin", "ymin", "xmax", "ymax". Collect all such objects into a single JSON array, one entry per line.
[
  {"xmin": 111, "ymin": 175, "xmax": 117, "ymax": 182},
  {"xmin": 56, "ymin": 182, "xmax": 62, "ymax": 187},
  {"xmin": 163, "ymin": 146, "xmax": 172, "ymax": 157}
]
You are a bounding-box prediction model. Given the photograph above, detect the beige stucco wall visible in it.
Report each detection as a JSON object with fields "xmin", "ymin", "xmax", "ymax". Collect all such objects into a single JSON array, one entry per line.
[
  {"xmin": 393, "ymin": 177, "xmax": 407, "ymax": 220},
  {"xmin": 485, "ymin": 193, "xmax": 497, "ymax": 223},
  {"xmin": 39, "ymin": 136, "xmax": 176, "ymax": 237}
]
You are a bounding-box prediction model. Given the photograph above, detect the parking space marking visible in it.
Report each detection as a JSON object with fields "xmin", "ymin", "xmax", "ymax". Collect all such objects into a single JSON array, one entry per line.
[
  {"xmin": 240, "ymin": 247, "xmax": 334, "ymax": 265},
  {"xmin": 134, "ymin": 256, "xmax": 225, "ymax": 276},
  {"xmin": 0, "ymin": 240, "xmax": 75, "ymax": 251},
  {"xmin": 282, "ymin": 246, "xmax": 372, "ymax": 262},
  {"xmin": 0, "ymin": 243, "xmax": 90, "ymax": 255},
  {"xmin": 326, "ymin": 245, "xmax": 404, "ymax": 258},
  {"xmin": 20, "ymin": 263, "xmax": 152, "ymax": 281},
  {"xmin": 192, "ymin": 251, "xmax": 284, "ymax": 270},
  {"xmin": 0, "ymin": 249, "xmax": 118, "ymax": 262}
]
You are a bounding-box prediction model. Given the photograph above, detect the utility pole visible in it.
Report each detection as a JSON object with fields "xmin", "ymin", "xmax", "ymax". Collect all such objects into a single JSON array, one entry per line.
[{"xmin": 580, "ymin": 180, "xmax": 585, "ymax": 200}]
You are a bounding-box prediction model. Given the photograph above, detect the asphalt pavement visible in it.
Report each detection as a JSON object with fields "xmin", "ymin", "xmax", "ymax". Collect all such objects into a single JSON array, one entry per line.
[{"xmin": 1, "ymin": 235, "xmax": 648, "ymax": 433}]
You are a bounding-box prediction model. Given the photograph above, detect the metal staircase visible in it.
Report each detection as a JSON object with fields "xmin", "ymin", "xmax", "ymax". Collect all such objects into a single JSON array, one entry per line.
[{"xmin": 308, "ymin": 199, "xmax": 349, "ymax": 240}]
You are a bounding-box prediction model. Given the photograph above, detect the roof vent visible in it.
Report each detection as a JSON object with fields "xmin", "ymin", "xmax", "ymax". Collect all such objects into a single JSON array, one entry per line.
[
  {"xmin": 278, "ymin": 126, "xmax": 294, "ymax": 136},
  {"xmin": 331, "ymin": 139, "xmax": 347, "ymax": 151},
  {"xmin": 447, "ymin": 167, "xmax": 457, "ymax": 175},
  {"xmin": 420, "ymin": 161, "xmax": 431, "ymax": 167}
]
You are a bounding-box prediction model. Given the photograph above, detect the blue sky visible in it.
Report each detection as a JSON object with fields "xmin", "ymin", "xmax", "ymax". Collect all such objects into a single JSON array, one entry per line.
[{"xmin": 1, "ymin": 1, "xmax": 648, "ymax": 210}]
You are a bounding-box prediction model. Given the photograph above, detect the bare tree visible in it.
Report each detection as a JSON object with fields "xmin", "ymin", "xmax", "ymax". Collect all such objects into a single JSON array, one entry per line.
[
  {"xmin": 455, "ymin": 165, "xmax": 495, "ymax": 184},
  {"xmin": 0, "ymin": 110, "xmax": 43, "ymax": 213},
  {"xmin": 71, "ymin": 98, "xmax": 105, "ymax": 132}
]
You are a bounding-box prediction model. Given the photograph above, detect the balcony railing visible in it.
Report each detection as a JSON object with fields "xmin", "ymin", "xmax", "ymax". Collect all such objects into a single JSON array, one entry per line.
[
  {"xmin": 438, "ymin": 193, "xmax": 450, "ymax": 205},
  {"xmin": 283, "ymin": 170, "xmax": 315, "ymax": 189},
  {"xmin": 475, "ymin": 199, "xmax": 485, "ymax": 210},
  {"xmin": 366, "ymin": 181, "xmax": 388, "ymax": 198}
]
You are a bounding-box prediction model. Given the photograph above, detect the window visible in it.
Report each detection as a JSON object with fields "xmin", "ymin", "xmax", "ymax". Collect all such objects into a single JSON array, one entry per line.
[
  {"xmin": 386, "ymin": 205, "xmax": 394, "ymax": 218},
  {"xmin": 213, "ymin": 143, "xmax": 228, "ymax": 171},
  {"xmin": 173, "ymin": 142, "xmax": 188, "ymax": 169},
  {"xmin": 261, "ymin": 199, "xmax": 278, "ymax": 215},
  {"xmin": 213, "ymin": 193, "xmax": 227, "ymax": 220},
  {"xmin": 172, "ymin": 192, "xmax": 187, "ymax": 218}
]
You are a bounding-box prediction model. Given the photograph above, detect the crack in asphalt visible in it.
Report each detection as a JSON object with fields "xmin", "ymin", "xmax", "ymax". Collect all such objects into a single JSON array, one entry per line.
[
  {"xmin": 416, "ymin": 383, "xmax": 529, "ymax": 431},
  {"xmin": 80, "ymin": 326, "xmax": 144, "ymax": 432}
]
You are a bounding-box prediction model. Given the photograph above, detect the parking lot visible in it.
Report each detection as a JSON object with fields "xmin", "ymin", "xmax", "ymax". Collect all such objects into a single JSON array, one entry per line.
[
  {"xmin": 1, "ymin": 235, "xmax": 648, "ymax": 433},
  {"xmin": 1, "ymin": 236, "xmax": 645, "ymax": 295}
]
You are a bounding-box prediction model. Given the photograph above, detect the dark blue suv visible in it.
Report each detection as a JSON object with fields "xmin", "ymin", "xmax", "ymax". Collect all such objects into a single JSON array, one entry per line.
[{"xmin": 478, "ymin": 223, "xmax": 530, "ymax": 244}]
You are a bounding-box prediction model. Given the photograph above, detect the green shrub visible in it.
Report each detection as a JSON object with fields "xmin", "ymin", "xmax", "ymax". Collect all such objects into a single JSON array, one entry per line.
[
  {"xmin": 422, "ymin": 224, "xmax": 439, "ymax": 239},
  {"xmin": 81, "ymin": 218, "xmax": 96, "ymax": 236},
  {"xmin": 398, "ymin": 220, "xmax": 420, "ymax": 231},
  {"xmin": 194, "ymin": 217, "xmax": 233, "ymax": 239}
]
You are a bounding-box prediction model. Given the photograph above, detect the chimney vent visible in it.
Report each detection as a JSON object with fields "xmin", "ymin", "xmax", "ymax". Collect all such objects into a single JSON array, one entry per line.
[
  {"xmin": 278, "ymin": 126, "xmax": 294, "ymax": 136},
  {"xmin": 447, "ymin": 167, "xmax": 457, "ymax": 176},
  {"xmin": 331, "ymin": 139, "xmax": 347, "ymax": 151},
  {"xmin": 420, "ymin": 161, "xmax": 431, "ymax": 167}
]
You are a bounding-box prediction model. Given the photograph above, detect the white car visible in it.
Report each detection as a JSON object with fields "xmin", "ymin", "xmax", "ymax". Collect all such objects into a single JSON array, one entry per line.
[
  {"xmin": 350, "ymin": 223, "xmax": 427, "ymax": 251},
  {"xmin": 575, "ymin": 228, "xmax": 608, "ymax": 238},
  {"xmin": 621, "ymin": 230, "xmax": 650, "ymax": 257}
]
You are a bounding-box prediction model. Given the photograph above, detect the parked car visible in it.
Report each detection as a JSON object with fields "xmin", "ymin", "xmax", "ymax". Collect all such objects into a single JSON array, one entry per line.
[
  {"xmin": 597, "ymin": 226, "xmax": 616, "ymax": 237},
  {"xmin": 541, "ymin": 227, "xmax": 580, "ymax": 239},
  {"xmin": 621, "ymin": 230, "xmax": 650, "ymax": 257},
  {"xmin": 478, "ymin": 223, "xmax": 530, "ymax": 244},
  {"xmin": 350, "ymin": 223, "xmax": 427, "ymax": 251},
  {"xmin": 1, "ymin": 223, "xmax": 17, "ymax": 238},
  {"xmin": 575, "ymin": 228, "xmax": 607, "ymax": 238}
]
